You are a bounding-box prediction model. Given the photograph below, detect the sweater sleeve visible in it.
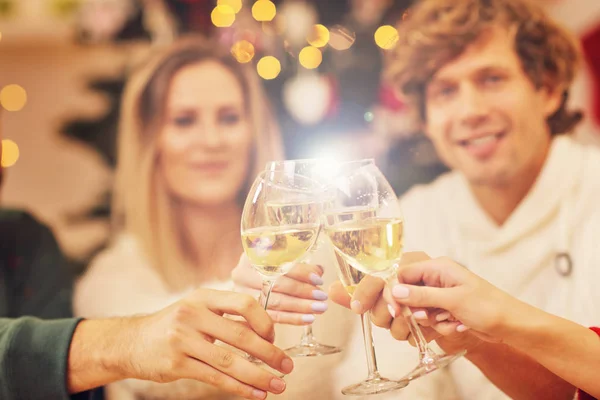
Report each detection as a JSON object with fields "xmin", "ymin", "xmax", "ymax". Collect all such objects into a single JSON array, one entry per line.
[{"xmin": 0, "ymin": 317, "xmax": 86, "ymax": 400}]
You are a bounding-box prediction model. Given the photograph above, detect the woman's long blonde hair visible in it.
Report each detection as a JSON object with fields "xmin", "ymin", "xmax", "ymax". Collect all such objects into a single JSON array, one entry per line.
[{"xmin": 114, "ymin": 36, "xmax": 284, "ymax": 291}]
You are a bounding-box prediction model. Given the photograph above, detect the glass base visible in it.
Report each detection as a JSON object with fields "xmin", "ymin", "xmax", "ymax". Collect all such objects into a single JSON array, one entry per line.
[
  {"xmin": 402, "ymin": 351, "xmax": 466, "ymax": 382},
  {"xmin": 341, "ymin": 375, "xmax": 409, "ymax": 396},
  {"xmin": 284, "ymin": 340, "xmax": 342, "ymax": 357}
]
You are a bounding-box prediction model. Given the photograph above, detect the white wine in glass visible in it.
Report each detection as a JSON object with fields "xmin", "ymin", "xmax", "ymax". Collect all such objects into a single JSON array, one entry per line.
[
  {"xmin": 325, "ymin": 161, "xmax": 465, "ymax": 385},
  {"xmin": 329, "ymin": 208, "xmax": 409, "ymax": 395},
  {"xmin": 241, "ymin": 170, "xmax": 322, "ymax": 372},
  {"xmin": 264, "ymin": 159, "xmax": 343, "ymax": 358}
]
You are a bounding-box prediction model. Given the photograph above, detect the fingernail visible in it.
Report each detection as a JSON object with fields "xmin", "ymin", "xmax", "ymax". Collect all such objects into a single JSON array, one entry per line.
[
  {"xmin": 387, "ymin": 304, "xmax": 396, "ymax": 318},
  {"xmin": 436, "ymin": 311, "xmax": 451, "ymax": 322},
  {"xmin": 312, "ymin": 290, "xmax": 328, "ymax": 301},
  {"xmin": 252, "ymin": 389, "xmax": 267, "ymax": 399},
  {"xmin": 269, "ymin": 377, "xmax": 286, "ymax": 392},
  {"xmin": 311, "ymin": 302, "xmax": 328, "ymax": 312},
  {"xmin": 456, "ymin": 324, "xmax": 469, "ymax": 332},
  {"xmin": 281, "ymin": 357, "xmax": 294, "ymax": 374},
  {"xmin": 392, "ymin": 284, "xmax": 410, "ymax": 298},
  {"xmin": 350, "ymin": 300, "xmax": 363, "ymax": 314},
  {"xmin": 301, "ymin": 314, "xmax": 315, "ymax": 323},
  {"xmin": 310, "ymin": 273, "xmax": 324, "ymax": 286},
  {"xmin": 413, "ymin": 310, "xmax": 428, "ymax": 320}
]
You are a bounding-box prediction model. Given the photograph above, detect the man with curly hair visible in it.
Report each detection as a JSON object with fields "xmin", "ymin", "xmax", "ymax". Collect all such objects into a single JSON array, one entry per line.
[{"xmin": 332, "ymin": 0, "xmax": 600, "ymax": 399}]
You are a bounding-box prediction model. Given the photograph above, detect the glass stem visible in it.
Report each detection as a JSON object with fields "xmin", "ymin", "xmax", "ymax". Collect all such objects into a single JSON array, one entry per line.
[
  {"xmin": 399, "ymin": 305, "xmax": 438, "ymax": 363},
  {"xmin": 300, "ymin": 325, "xmax": 314, "ymax": 345},
  {"xmin": 387, "ymin": 269, "xmax": 438, "ymax": 363},
  {"xmin": 259, "ymin": 279, "xmax": 276, "ymax": 311},
  {"xmin": 360, "ymin": 311, "xmax": 381, "ymax": 380},
  {"xmin": 246, "ymin": 279, "xmax": 276, "ymax": 364}
]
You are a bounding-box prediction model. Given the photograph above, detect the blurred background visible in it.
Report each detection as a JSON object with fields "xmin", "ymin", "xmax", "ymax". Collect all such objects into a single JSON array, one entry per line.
[{"xmin": 1, "ymin": 0, "xmax": 599, "ymax": 271}]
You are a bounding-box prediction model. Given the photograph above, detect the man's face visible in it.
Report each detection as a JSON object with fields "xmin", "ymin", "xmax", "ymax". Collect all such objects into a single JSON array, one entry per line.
[{"xmin": 423, "ymin": 27, "xmax": 562, "ymax": 187}]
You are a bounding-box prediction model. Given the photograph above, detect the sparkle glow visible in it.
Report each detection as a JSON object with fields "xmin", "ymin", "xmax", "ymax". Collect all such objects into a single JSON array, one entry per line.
[
  {"xmin": 257, "ymin": 56, "xmax": 281, "ymax": 80},
  {"xmin": 374, "ymin": 25, "xmax": 399, "ymax": 50},
  {"xmin": 231, "ymin": 40, "xmax": 255, "ymax": 63},
  {"xmin": 252, "ymin": 0, "xmax": 276, "ymax": 22},
  {"xmin": 217, "ymin": 0, "xmax": 242, "ymax": 14},
  {"xmin": 1, "ymin": 84, "xmax": 27, "ymax": 112},
  {"xmin": 299, "ymin": 46, "xmax": 322, "ymax": 69},
  {"xmin": 1, "ymin": 139, "xmax": 19, "ymax": 168},
  {"xmin": 211, "ymin": 5, "xmax": 236, "ymax": 27},
  {"xmin": 307, "ymin": 24, "xmax": 330, "ymax": 48}
]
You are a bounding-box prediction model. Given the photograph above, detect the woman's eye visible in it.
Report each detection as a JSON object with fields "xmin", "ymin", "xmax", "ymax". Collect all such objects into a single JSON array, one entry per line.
[
  {"xmin": 172, "ymin": 115, "xmax": 196, "ymax": 127},
  {"xmin": 220, "ymin": 113, "xmax": 241, "ymax": 125}
]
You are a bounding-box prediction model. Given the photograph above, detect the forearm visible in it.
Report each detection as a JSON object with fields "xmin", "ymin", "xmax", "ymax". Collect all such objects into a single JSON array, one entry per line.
[
  {"xmin": 466, "ymin": 341, "xmax": 576, "ymax": 400},
  {"xmin": 503, "ymin": 308, "xmax": 600, "ymax": 398},
  {"xmin": 67, "ymin": 318, "xmax": 139, "ymax": 394}
]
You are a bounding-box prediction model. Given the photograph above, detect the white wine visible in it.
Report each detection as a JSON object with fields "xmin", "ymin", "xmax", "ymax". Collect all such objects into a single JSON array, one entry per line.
[
  {"xmin": 324, "ymin": 207, "xmax": 376, "ymax": 225},
  {"xmin": 325, "ymin": 217, "xmax": 404, "ymax": 277},
  {"xmin": 334, "ymin": 251, "xmax": 366, "ymax": 295},
  {"xmin": 242, "ymin": 224, "xmax": 319, "ymax": 278},
  {"xmin": 266, "ymin": 201, "xmax": 322, "ymax": 225}
]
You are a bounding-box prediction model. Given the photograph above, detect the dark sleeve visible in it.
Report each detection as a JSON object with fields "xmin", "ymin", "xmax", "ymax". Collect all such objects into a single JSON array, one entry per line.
[
  {"xmin": 0, "ymin": 317, "xmax": 91, "ymax": 400},
  {"xmin": 10, "ymin": 214, "xmax": 75, "ymax": 319}
]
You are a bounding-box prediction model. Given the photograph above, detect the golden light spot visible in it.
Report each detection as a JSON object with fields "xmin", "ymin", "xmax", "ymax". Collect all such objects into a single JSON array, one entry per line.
[
  {"xmin": 374, "ymin": 25, "xmax": 398, "ymax": 50},
  {"xmin": 257, "ymin": 56, "xmax": 281, "ymax": 80},
  {"xmin": 0, "ymin": 85, "xmax": 27, "ymax": 112},
  {"xmin": 211, "ymin": 5, "xmax": 236, "ymax": 28},
  {"xmin": 252, "ymin": 0, "xmax": 276, "ymax": 22},
  {"xmin": 329, "ymin": 25, "xmax": 355, "ymax": 50},
  {"xmin": 307, "ymin": 24, "xmax": 329, "ymax": 48},
  {"xmin": 231, "ymin": 40, "xmax": 255, "ymax": 63},
  {"xmin": 217, "ymin": 0, "xmax": 242, "ymax": 14},
  {"xmin": 299, "ymin": 46, "xmax": 322, "ymax": 69},
  {"xmin": 0, "ymin": 32, "xmax": 2, "ymax": 42},
  {"xmin": 1, "ymin": 139, "xmax": 19, "ymax": 168}
]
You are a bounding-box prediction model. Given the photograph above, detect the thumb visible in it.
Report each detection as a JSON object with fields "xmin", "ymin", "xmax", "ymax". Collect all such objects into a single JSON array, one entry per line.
[
  {"xmin": 329, "ymin": 281, "xmax": 351, "ymax": 309},
  {"xmin": 391, "ymin": 283, "xmax": 452, "ymax": 309}
]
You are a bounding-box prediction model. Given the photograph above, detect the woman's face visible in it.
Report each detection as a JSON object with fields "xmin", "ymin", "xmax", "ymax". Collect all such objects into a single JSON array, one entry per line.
[{"xmin": 157, "ymin": 61, "xmax": 253, "ymax": 207}]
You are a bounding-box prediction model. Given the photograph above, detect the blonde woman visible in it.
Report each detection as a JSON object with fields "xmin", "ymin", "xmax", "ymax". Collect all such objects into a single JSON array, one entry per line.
[{"xmin": 74, "ymin": 36, "xmax": 330, "ymax": 399}]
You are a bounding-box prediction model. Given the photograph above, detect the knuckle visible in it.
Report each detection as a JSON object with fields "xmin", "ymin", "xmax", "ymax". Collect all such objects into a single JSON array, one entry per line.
[
  {"xmin": 233, "ymin": 325, "xmax": 251, "ymax": 342},
  {"xmin": 238, "ymin": 294, "xmax": 256, "ymax": 313},
  {"xmin": 213, "ymin": 349, "xmax": 235, "ymax": 368},
  {"xmin": 267, "ymin": 293, "xmax": 282, "ymax": 310},
  {"xmin": 173, "ymin": 303, "xmax": 194, "ymax": 323}
]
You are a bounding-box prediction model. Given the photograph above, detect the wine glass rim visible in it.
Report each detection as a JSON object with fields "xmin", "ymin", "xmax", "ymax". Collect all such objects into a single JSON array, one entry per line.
[
  {"xmin": 265, "ymin": 158, "xmax": 375, "ymax": 168},
  {"xmin": 254, "ymin": 169, "xmax": 325, "ymax": 193}
]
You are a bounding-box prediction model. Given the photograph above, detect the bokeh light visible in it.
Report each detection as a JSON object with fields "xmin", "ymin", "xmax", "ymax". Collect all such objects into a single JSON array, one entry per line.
[
  {"xmin": 1, "ymin": 139, "xmax": 19, "ymax": 168},
  {"xmin": 211, "ymin": 5, "xmax": 236, "ymax": 27},
  {"xmin": 0, "ymin": 84, "xmax": 27, "ymax": 112},
  {"xmin": 374, "ymin": 25, "xmax": 399, "ymax": 50},
  {"xmin": 217, "ymin": 0, "xmax": 242, "ymax": 14},
  {"xmin": 299, "ymin": 46, "xmax": 322, "ymax": 69},
  {"xmin": 231, "ymin": 40, "xmax": 255, "ymax": 63},
  {"xmin": 252, "ymin": 0, "xmax": 276, "ymax": 22},
  {"xmin": 307, "ymin": 24, "xmax": 329, "ymax": 48},
  {"xmin": 257, "ymin": 56, "xmax": 281, "ymax": 80},
  {"xmin": 329, "ymin": 25, "xmax": 355, "ymax": 50}
]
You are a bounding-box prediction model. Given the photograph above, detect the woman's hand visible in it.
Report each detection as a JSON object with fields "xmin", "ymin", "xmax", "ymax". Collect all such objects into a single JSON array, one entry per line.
[{"xmin": 232, "ymin": 254, "xmax": 329, "ymax": 325}]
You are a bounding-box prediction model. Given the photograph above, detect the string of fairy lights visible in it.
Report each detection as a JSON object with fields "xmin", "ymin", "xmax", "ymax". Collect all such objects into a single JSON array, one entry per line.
[
  {"xmin": 214, "ymin": 0, "xmax": 400, "ymax": 80},
  {"xmin": 0, "ymin": 0, "xmax": 402, "ymax": 168}
]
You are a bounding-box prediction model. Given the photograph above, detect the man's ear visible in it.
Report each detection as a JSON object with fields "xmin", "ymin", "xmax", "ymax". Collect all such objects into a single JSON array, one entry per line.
[{"xmin": 541, "ymin": 84, "xmax": 565, "ymax": 119}]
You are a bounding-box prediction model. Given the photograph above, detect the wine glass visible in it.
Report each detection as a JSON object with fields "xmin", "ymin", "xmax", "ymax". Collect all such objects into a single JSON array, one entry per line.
[
  {"xmin": 323, "ymin": 161, "xmax": 465, "ymax": 386},
  {"xmin": 265, "ymin": 159, "xmax": 343, "ymax": 358},
  {"xmin": 241, "ymin": 170, "xmax": 323, "ymax": 371}
]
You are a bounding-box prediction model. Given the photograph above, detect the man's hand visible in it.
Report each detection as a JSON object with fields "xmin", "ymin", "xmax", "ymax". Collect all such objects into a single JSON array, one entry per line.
[{"xmin": 70, "ymin": 289, "xmax": 294, "ymax": 400}]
